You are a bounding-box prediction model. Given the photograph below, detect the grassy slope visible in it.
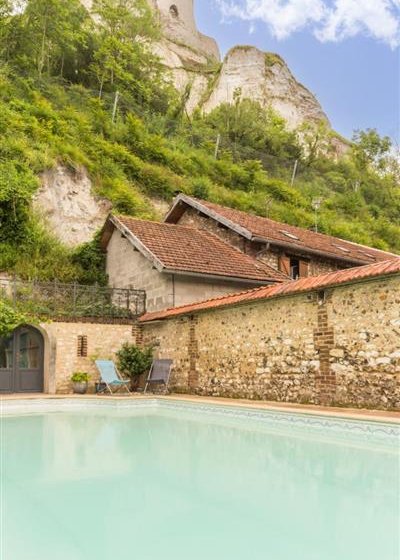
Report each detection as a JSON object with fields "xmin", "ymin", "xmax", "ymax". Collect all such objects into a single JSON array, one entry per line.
[{"xmin": 0, "ymin": 73, "xmax": 399, "ymax": 281}]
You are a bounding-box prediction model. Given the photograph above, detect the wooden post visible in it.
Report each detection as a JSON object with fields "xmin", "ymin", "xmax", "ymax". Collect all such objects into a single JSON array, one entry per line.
[
  {"xmin": 214, "ymin": 133, "xmax": 221, "ymax": 159},
  {"xmin": 290, "ymin": 159, "xmax": 298, "ymax": 187},
  {"xmin": 112, "ymin": 90, "xmax": 120, "ymax": 123}
]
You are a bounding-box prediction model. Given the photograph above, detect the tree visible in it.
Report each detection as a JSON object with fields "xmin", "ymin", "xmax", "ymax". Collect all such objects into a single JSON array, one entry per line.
[
  {"xmin": 90, "ymin": 0, "xmax": 169, "ymax": 111},
  {"xmin": 352, "ymin": 129, "xmax": 392, "ymax": 172},
  {"xmin": 12, "ymin": 0, "xmax": 88, "ymax": 78},
  {"xmin": 0, "ymin": 161, "xmax": 38, "ymax": 243},
  {"xmin": 196, "ymin": 95, "xmax": 301, "ymax": 163},
  {"xmin": 299, "ymin": 120, "xmax": 334, "ymax": 166},
  {"xmin": 0, "ymin": 0, "xmax": 13, "ymax": 61}
]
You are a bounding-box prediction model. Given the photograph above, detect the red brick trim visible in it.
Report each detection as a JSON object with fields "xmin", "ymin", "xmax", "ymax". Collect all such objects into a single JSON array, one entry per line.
[
  {"xmin": 131, "ymin": 322, "xmax": 144, "ymax": 346},
  {"xmin": 188, "ymin": 316, "xmax": 199, "ymax": 389},
  {"xmin": 313, "ymin": 298, "xmax": 336, "ymax": 404}
]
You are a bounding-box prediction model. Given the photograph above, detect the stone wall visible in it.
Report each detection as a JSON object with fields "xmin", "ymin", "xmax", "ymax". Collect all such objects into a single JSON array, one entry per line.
[
  {"xmin": 176, "ymin": 208, "xmax": 256, "ymax": 255},
  {"xmin": 141, "ymin": 274, "xmax": 400, "ymax": 409},
  {"xmin": 41, "ymin": 320, "xmax": 135, "ymax": 393}
]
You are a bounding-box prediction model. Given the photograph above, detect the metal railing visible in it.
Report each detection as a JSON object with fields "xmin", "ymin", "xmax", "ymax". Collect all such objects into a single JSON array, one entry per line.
[{"xmin": 0, "ymin": 277, "xmax": 146, "ymax": 319}]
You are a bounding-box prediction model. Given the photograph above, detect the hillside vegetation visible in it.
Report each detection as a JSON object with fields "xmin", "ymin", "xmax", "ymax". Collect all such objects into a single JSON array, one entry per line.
[{"xmin": 0, "ymin": 0, "xmax": 399, "ymax": 282}]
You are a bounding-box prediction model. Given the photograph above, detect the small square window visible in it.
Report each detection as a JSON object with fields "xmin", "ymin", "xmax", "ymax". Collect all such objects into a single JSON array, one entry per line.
[{"xmin": 77, "ymin": 335, "xmax": 88, "ymax": 357}]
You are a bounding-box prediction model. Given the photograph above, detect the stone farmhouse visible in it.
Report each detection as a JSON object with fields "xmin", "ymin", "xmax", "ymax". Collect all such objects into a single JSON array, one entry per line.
[
  {"xmin": 101, "ymin": 195, "xmax": 398, "ymax": 311},
  {"xmin": 2, "ymin": 195, "xmax": 399, "ymax": 409},
  {"xmin": 101, "ymin": 214, "xmax": 288, "ymax": 312},
  {"xmin": 165, "ymin": 195, "xmax": 397, "ymax": 277}
]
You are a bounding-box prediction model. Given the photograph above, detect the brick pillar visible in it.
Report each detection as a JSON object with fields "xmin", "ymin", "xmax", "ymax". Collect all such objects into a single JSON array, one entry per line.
[
  {"xmin": 131, "ymin": 321, "xmax": 143, "ymax": 347},
  {"xmin": 313, "ymin": 295, "xmax": 336, "ymax": 404},
  {"xmin": 188, "ymin": 316, "xmax": 199, "ymax": 390}
]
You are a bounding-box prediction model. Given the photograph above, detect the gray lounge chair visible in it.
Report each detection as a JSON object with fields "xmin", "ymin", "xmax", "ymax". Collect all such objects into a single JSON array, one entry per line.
[
  {"xmin": 95, "ymin": 360, "xmax": 131, "ymax": 395},
  {"xmin": 144, "ymin": 359, "xmax": 173, "ymax": 394}
]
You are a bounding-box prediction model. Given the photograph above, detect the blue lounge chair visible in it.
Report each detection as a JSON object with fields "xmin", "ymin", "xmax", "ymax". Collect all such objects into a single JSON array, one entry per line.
[
  {"xmin": 95, "ymin": 360, "xmax": 131, "ymax": 395},
  {"xmin": 144, "ymin": 359, "xmax": 173, "ymax": 394}
]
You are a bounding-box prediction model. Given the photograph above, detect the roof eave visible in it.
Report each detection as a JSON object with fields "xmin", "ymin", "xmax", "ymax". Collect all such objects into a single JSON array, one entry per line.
[
  {"xmin": 140, "ymin": 268, "xmax": 400, "ymax": 323},
  {"xmin": 165, "ymin": 268, "xmax": 282, "ymax": 285}
]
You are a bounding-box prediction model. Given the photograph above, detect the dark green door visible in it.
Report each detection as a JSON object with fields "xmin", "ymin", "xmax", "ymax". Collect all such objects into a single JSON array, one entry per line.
[{"xmin": 0, "ymin": 326, "xmax": 44, "ymax": 393}]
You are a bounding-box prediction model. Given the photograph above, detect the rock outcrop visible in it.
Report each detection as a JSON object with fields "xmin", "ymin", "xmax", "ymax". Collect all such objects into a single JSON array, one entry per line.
[
  {"xmin": 203, "ymin": 47, "xmax": 329, "ymax": 130},
  {"xmin": 34, "ymin": 166, "xmax": 112, "ymax": 247},
  {"xmin": 150, "ymin": 2, "xmax": 347, "ymax": 149},
  {"xmin": 80, "ymin": 0, "xmax": 340, "ymax": 135}
]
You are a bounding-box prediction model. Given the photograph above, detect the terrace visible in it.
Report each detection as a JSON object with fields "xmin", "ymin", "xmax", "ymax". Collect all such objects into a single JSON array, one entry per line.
[{"xmin": 0, "ymin": 276, "xmax": 146, "ymax": 320}]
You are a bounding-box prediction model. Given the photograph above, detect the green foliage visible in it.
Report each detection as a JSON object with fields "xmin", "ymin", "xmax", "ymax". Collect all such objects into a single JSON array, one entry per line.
[
  {"xmin": 194, "ymin": 97, "xmax": 301, "ymax": 163},
  {"xmin": 71, "ymin": 371, "xmax": 90, "ymax": 383},
  {"xmin": 352, "ymin": 128, "xmax": 392, "ymax": 172},
  {"xmin": 0, "ymin": 161, "xmax": 39, "ymax": 242},
  {"xmin": 191, "ymin": 176, "xmax": 212, "ymax": 199},
  {"xmin": 90, "ymin": 0, "xmax": 172, "ymax": 112},
  {"xmin": 72, "ymin": 234, "xmax": 107, "ymax": 285},
  {"xmin": 0, "ymin": 0, "xmax": 398, "ymax": 288},
  {"xmin": 116, "ymin": 343, "xmax": 153, "ymax": 379},
  {"xmin": 0, "ymin": 299, "xmax": 32, "ymax": 336}
]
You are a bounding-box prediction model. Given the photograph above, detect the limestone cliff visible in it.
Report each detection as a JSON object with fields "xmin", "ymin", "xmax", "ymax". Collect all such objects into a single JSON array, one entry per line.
[
  {"xmin": 203, "ymin": 47, "xmax": 329, "ymax": 130},
  {"xmin": 151, "ymin": 1, "xmax": 334, "ymax": 136},
  {"xmin": 81, "ymin": 0, "xmax": 341, "ymax": 135}
]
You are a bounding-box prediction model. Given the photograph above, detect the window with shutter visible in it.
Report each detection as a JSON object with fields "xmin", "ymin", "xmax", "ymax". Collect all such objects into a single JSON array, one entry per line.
[
  {"xmin": 279, "ymin": 255, "xmax": 291, "ymax": 276},
  {"xmin": 299, "ymin": 260, "xmax": 309, "ymax": 278}
]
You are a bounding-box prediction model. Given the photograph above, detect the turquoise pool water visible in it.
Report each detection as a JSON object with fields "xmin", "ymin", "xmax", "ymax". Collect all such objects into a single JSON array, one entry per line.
[{"xmin": 2, "ymin": 401, "xmax": 399, "ymax": 560}]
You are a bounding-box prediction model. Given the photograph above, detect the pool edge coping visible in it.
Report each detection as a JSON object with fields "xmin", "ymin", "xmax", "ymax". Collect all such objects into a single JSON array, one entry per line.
[{"xmin": 1, "ymin": 393, "xmax": 399, "ymax": 425}]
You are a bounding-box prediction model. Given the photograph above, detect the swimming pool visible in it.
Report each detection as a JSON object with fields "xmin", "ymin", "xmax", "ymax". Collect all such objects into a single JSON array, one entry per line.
[{"xmin": 2, "ymin": 399, "xmax": 399, "ymax": 560}]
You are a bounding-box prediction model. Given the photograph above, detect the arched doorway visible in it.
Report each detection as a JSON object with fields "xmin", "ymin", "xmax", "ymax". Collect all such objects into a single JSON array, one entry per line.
[{"xmin": 0, "ymin": 325, "xmax": 44, "ymax": 393}]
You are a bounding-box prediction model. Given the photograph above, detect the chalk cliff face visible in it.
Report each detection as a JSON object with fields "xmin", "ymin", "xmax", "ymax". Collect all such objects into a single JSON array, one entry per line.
[
  {"xmin": 203, "ymin": 47, "xmax": 329, "ymax": 130},
  {"xmin": 81, "ymin": 0, "xmax": 336, "ymax": 132},
  {"xmin": 150, "ymin": 1, "xmax": 333, "ymax": 134},
  {"xmin": 34, "ymin": 166, "xmax": 112, "ymax": 247}
]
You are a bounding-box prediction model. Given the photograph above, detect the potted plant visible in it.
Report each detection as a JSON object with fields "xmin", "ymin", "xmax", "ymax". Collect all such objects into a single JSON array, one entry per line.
[
  {"xmin": 71, "ymin": 372, "xmax": 90, "ymax": 394},
  {"xmin": 116, "ymin": 343, "xmax": 153, "ymax": 391}
]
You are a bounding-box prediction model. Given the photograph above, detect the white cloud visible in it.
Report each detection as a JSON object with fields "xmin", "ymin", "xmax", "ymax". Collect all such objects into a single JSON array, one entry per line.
[{"xmin": 217, "ymin": 0, "xmax": 400, "ymax": 47}]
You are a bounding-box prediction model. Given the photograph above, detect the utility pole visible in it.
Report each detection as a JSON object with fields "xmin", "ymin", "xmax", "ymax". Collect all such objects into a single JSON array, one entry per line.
[
  {"xmin": 290, "ymin": 159, "xmax": 299, "ymax": 187},
  {"xmin": 112, "ymin": 90, "xmax": 120, "ymax": 123}
]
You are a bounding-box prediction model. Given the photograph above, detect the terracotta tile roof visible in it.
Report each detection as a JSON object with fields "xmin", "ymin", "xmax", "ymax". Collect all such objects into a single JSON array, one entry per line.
[
  {"xmin": 140, "ymin": 258, "xmax": 400, "ymax": 322},
  {"xmin": 165, "ymin": 195, "xmax": 398, "ymax": 265},
  {"xmin": 110, "ymin": 215, "xmax": 288, "ymax": 283}
]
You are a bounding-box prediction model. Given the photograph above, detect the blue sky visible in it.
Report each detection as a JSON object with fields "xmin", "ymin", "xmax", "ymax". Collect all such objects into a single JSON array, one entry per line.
[{"xmin": 194, "ymin": 0, "xmax": 399, "ymax": 143}]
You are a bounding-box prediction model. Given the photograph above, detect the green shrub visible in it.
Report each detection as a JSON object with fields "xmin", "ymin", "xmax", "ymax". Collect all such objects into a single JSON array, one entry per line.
[
  {"xmin": 71, "ymin": 372, "xmax": 90, "ymax": 383},
  {"xmin": 0, "ymin": 300, "xmax": 31, "ymax": 337},
  {"xmin": 116, "ymin": 343, "xmax": 153, "ymax": 380}
]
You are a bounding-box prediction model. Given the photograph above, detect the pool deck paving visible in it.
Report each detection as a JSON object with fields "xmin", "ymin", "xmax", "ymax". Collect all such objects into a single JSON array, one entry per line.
[{"xmin": 1, "ymin": 392, "xmax": 399, "ymax": 423}]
